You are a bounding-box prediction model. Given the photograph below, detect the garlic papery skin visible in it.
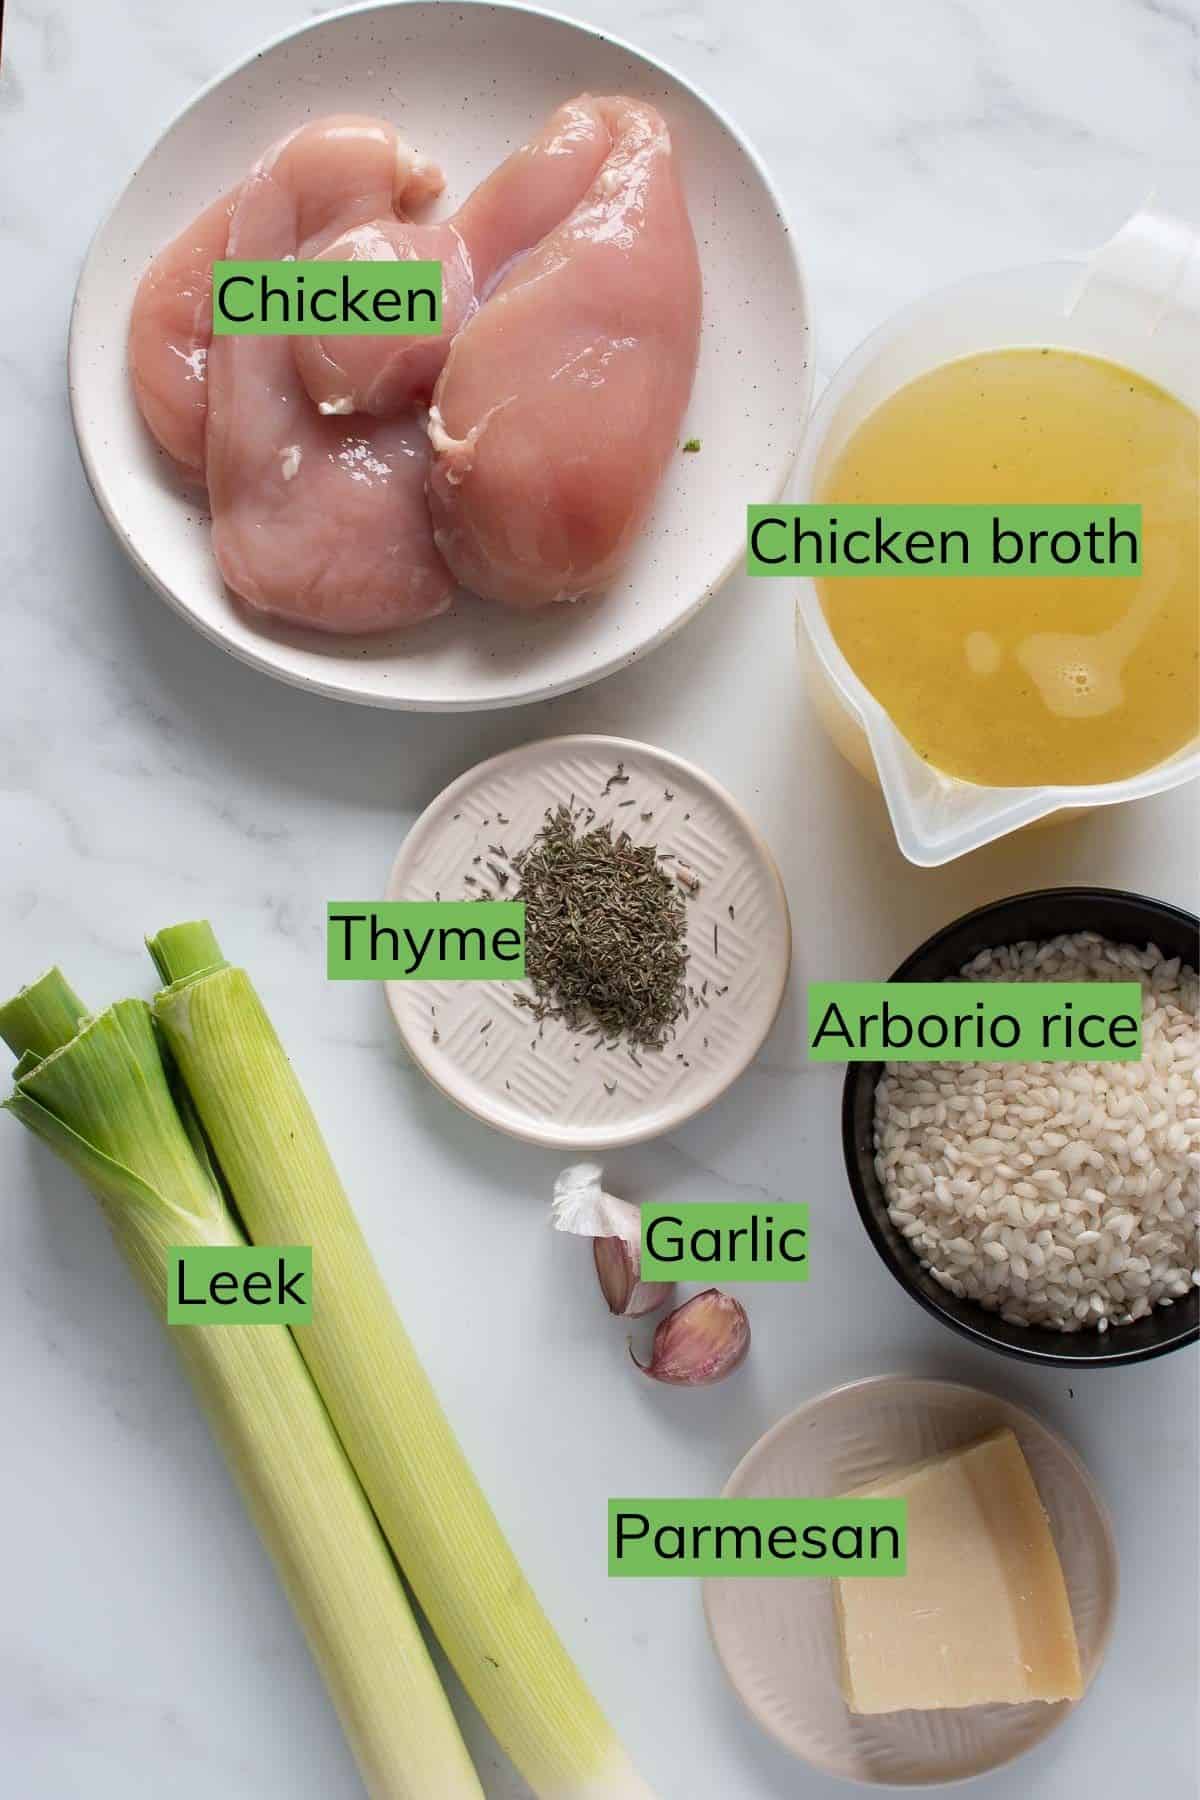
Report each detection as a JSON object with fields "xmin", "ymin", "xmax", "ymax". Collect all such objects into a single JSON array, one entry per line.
[
  {"xmin": 553, "ymin": 1163, "xmax": 673, "ymax": 1319},
  {"xmin": 630, "ymin": 1288, "xmax": 750, "ymax": 1386},
  {"xmin": 593, "ymin": 1235, "xmax": 673, "ymax": 1319},
  {"xmin": 552, "ymin": 1162, "xmax": 640, "ymax": 1241}
]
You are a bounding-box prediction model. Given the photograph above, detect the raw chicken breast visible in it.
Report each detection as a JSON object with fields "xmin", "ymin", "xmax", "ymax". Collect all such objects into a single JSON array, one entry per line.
[
  {"xmin": 426, "ymin": 98, "xmax": 701, "ymax": 609},
  {"xmin": 127, "ymin": 116, "xmax": 441, "ymax": 480},
  {"xmin": 206, "ymin": 119, "xmax": 455, "ymax": 632},
  {"xmin": 292, "ymin": 96, "xmax": 610, "ymax": 417},
  {"xmin": 129, "ymin": 187, "xmax": 236, "ymax": 476}
]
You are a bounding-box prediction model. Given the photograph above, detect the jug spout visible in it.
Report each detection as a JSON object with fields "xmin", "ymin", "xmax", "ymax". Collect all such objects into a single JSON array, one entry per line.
[{"xmin": 863, "ymin": 707, "xmax": 1063, "ymax": 868}]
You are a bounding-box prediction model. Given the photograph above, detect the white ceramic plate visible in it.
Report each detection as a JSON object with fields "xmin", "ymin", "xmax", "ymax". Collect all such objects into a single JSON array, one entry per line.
[
  {"xmin": 384, "ymin": 734, "xmax": 791, "ymax": 1147},
  {"xmin": 703, "ymin": 1376, "xmax": 1118, "ymax": 1786},
  {"xmin": 69, "ymin": 1, "xmax": 810, "ymax": 711}
]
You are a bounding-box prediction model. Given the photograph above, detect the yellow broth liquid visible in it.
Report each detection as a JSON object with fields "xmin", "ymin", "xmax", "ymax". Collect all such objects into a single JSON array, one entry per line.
[{"xmin": 815, "ymin": 349, "xmax": 1199, "ymax": 786}]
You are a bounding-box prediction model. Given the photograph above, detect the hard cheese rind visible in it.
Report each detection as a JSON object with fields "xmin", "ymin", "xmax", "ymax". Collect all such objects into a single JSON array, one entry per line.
[{"xmin": 834, "ymin": 1427, "xmax": 1083, "ymax": 1714}]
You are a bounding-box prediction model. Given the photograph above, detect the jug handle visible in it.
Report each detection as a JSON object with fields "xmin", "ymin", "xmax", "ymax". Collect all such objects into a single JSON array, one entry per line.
[{"xmin": 1067, "ymin": 205, "xmax": 1200, "ymax": 330}]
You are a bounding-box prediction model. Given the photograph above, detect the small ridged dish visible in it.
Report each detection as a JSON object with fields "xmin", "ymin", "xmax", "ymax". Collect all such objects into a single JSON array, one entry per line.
[
  {"xmin": 385, "ymin": 734, "xmax": 791, "ymax": 1148},
  {"xmin": 703, "ymin": 1376, "xmax": 1118, "ymax": 1786}
]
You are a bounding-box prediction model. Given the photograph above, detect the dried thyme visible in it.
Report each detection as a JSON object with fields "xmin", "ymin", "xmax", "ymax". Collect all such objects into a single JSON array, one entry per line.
[{"xmin": 511, "ymin": 803, "xmax": 690, "ymax": 1050}]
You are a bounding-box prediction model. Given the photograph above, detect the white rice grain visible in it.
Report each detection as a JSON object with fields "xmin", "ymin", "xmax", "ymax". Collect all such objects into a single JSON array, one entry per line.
[{"xmin": 875, "ymin": 933, "xmax": 1199, "ymax": 1333}]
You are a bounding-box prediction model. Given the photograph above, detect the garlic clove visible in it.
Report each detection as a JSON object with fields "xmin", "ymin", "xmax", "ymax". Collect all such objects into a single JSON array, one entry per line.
[
  {"xmin": 630, "ymin": 1288, "xmax": 750, "ymax": 1386},
  {"xmin": 593, "ymin": 1235, "xmax": 673, "ymax": 1319},
  {"xmin": 553, "ymin": 1161, "xmax": 672, "ymax": 1316}
]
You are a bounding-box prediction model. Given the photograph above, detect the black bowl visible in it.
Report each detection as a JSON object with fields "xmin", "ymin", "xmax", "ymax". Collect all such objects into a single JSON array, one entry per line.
[{"xmin": 843, "ymin": 886, "xmax": 1199, "ymax": 1367}]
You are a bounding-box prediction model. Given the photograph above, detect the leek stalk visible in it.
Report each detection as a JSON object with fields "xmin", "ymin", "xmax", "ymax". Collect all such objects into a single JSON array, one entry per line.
[
  {"xmin": 149, "ymin": 922, "xmax": 654, "ymax": 1800},
  {"xmin": 1, "ymin": 971, "xmax": 483, "ymax": 1800}
]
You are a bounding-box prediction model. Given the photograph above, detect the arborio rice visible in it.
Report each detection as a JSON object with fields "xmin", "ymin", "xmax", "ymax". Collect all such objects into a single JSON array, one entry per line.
[{"xmin": 874, "ymin": 933, "xmax": 1200, "ymax": 1333}]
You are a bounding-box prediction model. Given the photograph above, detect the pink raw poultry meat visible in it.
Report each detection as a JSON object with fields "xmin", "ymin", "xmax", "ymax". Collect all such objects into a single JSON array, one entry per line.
[
  {"xmin": 128, "ymin": 187, "xmax": 237, "ymax": 477},
  {"xmin": 425, "ymin": 97, "xmax": 701, "ymax": 609},
  {"xmin": 204, "ymin": 118, "xmax": 455, "ymax": 632},
  {"xmin": 292, "ymin": 96, "xmax": 611, "ymax": 417},
  {"xmin": 128, "ymin": 118, "xmax": 444, "ymax": 478}
]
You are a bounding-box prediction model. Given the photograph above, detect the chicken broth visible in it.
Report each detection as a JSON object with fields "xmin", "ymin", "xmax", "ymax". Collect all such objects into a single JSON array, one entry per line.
[{"xmin": 815, "ymin": 349, "xmax": 1199, "ymax": 787}]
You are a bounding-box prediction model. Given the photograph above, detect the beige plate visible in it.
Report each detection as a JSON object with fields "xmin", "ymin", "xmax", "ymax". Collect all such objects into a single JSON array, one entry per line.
[
  {"xmin": 703, "ymin": 1376, "xmax": 1118, "ymax": 1787},
  {"xmin": 385, "ymin": 734, "xmax": 791, "ymax": 1148},
  {"xmin": 69, "ymin": 1, "xmax": 810, "ymax": 711}
]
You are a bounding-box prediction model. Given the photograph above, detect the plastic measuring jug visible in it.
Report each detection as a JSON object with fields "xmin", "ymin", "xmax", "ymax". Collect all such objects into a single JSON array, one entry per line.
[{"xmin": 793, "ymin": 207, "xmax": 1200, "ymax": 867}]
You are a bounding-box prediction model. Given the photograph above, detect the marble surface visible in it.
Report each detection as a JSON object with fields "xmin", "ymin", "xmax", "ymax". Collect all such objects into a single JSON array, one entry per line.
[{"xmin": 1, "ymin": 2, "xmax": 1197, "ymax": 1796}]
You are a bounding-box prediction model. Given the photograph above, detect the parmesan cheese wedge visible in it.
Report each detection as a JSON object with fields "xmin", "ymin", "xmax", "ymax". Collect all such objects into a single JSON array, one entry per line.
[{"xmin": 834, "ymin": 1427, "xmax": 1083, "ymax": 1713}]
